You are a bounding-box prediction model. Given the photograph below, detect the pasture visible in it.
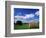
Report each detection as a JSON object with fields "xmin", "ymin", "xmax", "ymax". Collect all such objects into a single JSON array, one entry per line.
[{"xmin": 14, "ymin": 22, "xmax": 39, "ymax": 30}]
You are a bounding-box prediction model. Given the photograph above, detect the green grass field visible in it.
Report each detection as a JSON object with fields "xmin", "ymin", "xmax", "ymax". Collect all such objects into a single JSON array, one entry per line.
[
  {"xmin": 14, "ymin": 23, "xmax": 29, "ymax": 29},
  {"xmin": 14, "ymin": 23, "xmax": 39, "ymax": 30}
]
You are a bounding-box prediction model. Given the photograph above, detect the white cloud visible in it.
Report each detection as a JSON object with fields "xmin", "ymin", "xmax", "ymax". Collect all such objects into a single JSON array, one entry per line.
[
  {"xmin": 26, "ymin": 14, "xmax": 34, "ymax": 18},
  {"xmin": 15, "ymin": 14, "xmax": 34, "ymax": 19},
  {"xmin": 15, "ymin": 16, "xmax": 24, "ymax": 18},
  {"xmin": 14, "ymin": 14, "xmax": 35, "ymax": 23},
  {"xmin": 24, "ymin": 14, "xmax": 34, "ymax": 19},
  {"xmin": 35, "ymin": 11, "xmax": 39, "ymax": 16}
]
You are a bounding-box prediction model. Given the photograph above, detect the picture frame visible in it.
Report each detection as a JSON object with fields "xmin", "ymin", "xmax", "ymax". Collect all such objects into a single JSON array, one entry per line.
[{"xmin": 5, "ymin": 1, "xmax": 45, "ymax": 37}]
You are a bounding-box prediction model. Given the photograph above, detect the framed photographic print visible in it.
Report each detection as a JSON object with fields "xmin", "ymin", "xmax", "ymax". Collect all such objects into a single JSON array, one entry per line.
[{"xmin": 5, "ymin": 1, "xmax": 45, "ymax": 37}]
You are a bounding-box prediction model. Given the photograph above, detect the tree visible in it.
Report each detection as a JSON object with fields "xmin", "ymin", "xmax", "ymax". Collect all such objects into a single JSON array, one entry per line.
[{"xmin": 15, "ymin": 21, "xmax": 22, "ymax": 25}]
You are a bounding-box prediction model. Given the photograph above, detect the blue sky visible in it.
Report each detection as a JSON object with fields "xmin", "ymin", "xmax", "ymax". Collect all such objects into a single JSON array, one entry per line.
[
  {"xmin": 14, "ymin": 8, "xmax": 39, "ymax": 23},
  {"xmin": 14, "ymin": 8, "xmax": 39, "ymax": 16}
]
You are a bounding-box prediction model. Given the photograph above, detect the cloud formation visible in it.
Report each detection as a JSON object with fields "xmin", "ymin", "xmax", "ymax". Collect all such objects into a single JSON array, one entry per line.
[
  {"xmin": 26, "ymin": 14, "xmax": 34, "ymax": 18},
  {"xmin": 35, "ymin": 11, "xmax": 39, "ymax": 16},
  {"xmin": 15, "ymin": 14, "xmax": 34, "ymax": 19},
  {"xmin": 14, "ymin": 13, "xmax": 39, "ymax": 23},
  {"xmin": 23, "ymin": 14, "xmax": 35, "ymax": 19}
]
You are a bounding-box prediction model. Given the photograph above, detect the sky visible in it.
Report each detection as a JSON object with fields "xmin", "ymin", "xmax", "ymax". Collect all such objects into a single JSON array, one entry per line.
[{"xmin": 14, "ymin": 8, "xmax": 39, "ymax": 23}]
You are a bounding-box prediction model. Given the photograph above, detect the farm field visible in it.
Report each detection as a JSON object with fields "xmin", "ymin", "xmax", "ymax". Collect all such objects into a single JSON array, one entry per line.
[{"xmin": 14, "ymin": 22, "xmax": 39, "ymax": 30}]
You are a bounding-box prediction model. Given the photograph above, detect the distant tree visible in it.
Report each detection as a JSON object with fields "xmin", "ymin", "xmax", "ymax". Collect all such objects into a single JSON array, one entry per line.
[{"xmin": 15, "ymin": 21, "xmax": 22, "ymax": 25}]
